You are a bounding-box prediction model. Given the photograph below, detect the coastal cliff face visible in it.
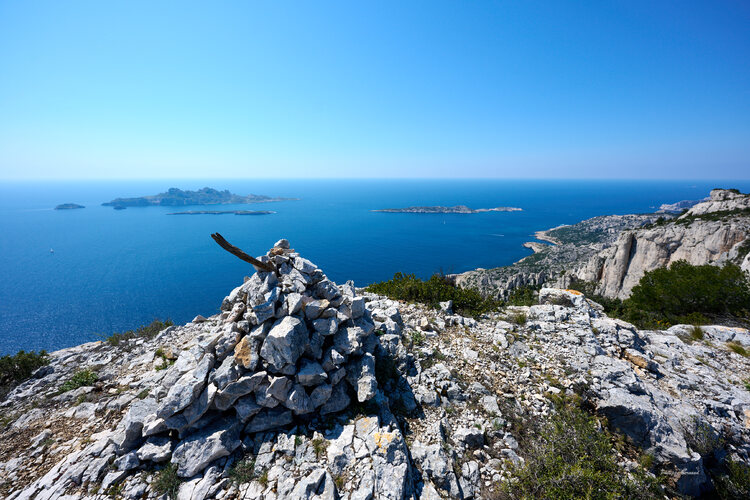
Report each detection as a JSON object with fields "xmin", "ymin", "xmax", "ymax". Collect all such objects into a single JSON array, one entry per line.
[
  {"xmin": 452, "ymin": 214, "xmax": 664, "ymax": 299},
  {"xmin": 453, "ymin": 189, "xmax": 750, "ymax": 301},
  {"xmin": 574, "ymin": 189, "xmax": 750, "ymax": 298},
  {"xmin": 3, "ymin": 244, "xmax": 749, "ymax": 498}
]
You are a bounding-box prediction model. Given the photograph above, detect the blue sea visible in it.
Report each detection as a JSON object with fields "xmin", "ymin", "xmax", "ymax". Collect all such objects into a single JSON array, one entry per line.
[{"xmin": 1, "ymin": 179, "xmax": 749, "ymax": 355}]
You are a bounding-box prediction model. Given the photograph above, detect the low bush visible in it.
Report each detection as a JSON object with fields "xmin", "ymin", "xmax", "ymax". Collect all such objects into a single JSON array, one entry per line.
[
  {"xmin": 627, "ymin": 261, "xmax": 750, "ymax": 319},
  {"xmin": 573, "ymin": 262, "xmax": 750, "ymax": 329},
  {"xmin": 106, "ymin": 319, "xmax": 174, "ymax": 347},
  {"xmin": 228, "ymin": 457, "xmax": 256, "ymax": 484},
  {"xmin": 727, "ymin": 342, "xmax": 748, "ymax": 357},
  {"xmin": 59, "ymin": 369, "xmax": 98, "ymax": 393},
  {"xmin": 714, "ymin": 460, "xmax": 750, "ymax": 499},
  {"xmin": 366, "ymin": 272, "xmax": 501, "ymax": 317},
  {"xmin": 0, "ymin": 350, "xmax": 49, "ymax": 396},
  {"xmin": 506, "ymin": 285, "xmax": 540, "ymax": 306},
  {"xmin": 153, "ymin": 463, "xmax": 181, "ymax": 498},
  {"xmin": 501, "ymin": 395, "xmax": 661, "ymax": 499}
]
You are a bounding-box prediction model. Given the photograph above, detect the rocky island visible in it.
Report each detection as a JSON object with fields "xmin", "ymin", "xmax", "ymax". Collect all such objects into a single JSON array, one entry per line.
[
  {"xmin": 374, "ymin": 205, "xmax": 522, "ymax": 214},
  {"xmin": 102, "ymin": 187, "xmax": 297, "ymax": 209},
  {"xmin": 167, "ymin": 210, "xmax": 275, "ymax": 216},
  {"xmin": 54, "ymin": 203, "xmax": 85, "ymax": 210}
]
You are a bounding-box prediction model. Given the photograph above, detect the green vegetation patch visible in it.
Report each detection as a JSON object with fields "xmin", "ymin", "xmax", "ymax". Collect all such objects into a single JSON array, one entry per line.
[
  {"xmin": 715, "ymin": 460, "xmax": 750, "ymax": 499},
  {"xmin": 228, "ymin": 457, "xmax": 257, "ymax": 484},
  {"xmin": 727, "ymin": 342, "xmax": 748, "ymax": 357},
  {"xmin": 506, "ymin": 284, "xmax": 540, "ymax": 306},
  {"xmin": 0, "ymin": 350, "xmax": 49, "ymax": 397},
  {"xmin": 675, "ymin": 207, "xmax": 750, "ymax": 226},
  {"xmin": 153, "ymin": 463, "xmax": 181, "ymax": 498},
  {"xmin": 106, "ymin": 319, "xmax": 174, "ymax": 347},
  {"xmin": 59, "ymin": 369, "xmax": 98, "ymax": 393},
  {"xmin": 502, "ymin": 395, "xmax": 661, "ymax": 499},
  {"xmin": 573, "ymin": 261, "xmax": 750, "ymax": 329},
  {"xmin": 366, "ymin": 272, "xmax": 502, "ymax": 317}
]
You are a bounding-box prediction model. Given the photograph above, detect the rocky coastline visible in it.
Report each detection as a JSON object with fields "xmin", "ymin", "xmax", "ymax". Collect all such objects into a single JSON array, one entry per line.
[{"xmin": 453, "ymin": 189, "xmax": 750, "ymax": 300}]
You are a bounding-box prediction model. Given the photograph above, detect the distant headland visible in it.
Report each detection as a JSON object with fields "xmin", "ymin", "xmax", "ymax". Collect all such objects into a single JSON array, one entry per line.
[
  {"xmin": 54, "ymin": 203, "xmax": 85, "ymax": 210},
  {"xmin": 373, "ymin": 205, "xmax": 522, "ymax": 214},
  {"xmin": 166, "ymin": 210, "xmax": 275, "ymax": 216},
  {"xmin": 102, "ymin": 187, "xmax": 297, "ymax": 209}
]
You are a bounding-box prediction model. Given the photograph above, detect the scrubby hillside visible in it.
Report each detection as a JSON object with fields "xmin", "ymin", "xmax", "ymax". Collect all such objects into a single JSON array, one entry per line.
[{"xmin": 1, "ymin": 242, "xmax": 749, "ymax": 499}]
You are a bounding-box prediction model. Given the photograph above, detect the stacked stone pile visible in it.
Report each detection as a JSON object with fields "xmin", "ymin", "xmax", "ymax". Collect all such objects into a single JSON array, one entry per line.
[{"xmin": 111, "ymin": 239, "xmax": 382, "ymax": 479}]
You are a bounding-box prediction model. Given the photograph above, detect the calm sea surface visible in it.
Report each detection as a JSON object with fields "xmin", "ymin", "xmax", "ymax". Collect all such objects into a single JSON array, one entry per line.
[{"xmin": 1, "ymin": 179, "xmax": 748, "ymax": 354}]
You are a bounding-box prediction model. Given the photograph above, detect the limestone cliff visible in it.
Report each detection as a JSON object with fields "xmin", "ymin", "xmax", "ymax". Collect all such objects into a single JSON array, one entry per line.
[
  {"xmin": 453, "ymin": 189, "xmax": 750, "ymax": 301},
  {"xmin": 573, "ymin": 189, "xmax": 750, "ymax": 298}
]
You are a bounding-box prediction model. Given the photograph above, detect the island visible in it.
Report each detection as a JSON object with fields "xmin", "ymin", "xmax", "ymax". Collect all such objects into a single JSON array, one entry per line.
[
  {"xmin": 54, "ymin": 203, "xmax": 85, "ymax": 210},
  {"xmin": 167, "ymin": 210, "xmax": 275, "ymax": 216},
  {"xmin": 373, "ymin": 205, "xmax": 522, "ymax": 214},
  {"xmin": 102, "ymin": 187, "xmax": 297, "ymax": 209}
]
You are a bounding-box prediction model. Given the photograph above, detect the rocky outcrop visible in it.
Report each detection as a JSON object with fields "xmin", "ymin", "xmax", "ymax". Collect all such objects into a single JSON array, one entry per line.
[
  {"xmin": 573, "ymin": 189, "xmax": 750, "ymax": 298},
  {"xmin": 3, "ymin": 241, "xmax": 411, "ymax": 499},
  {"xmin": 453, "ymin": 189, "xmax": 750, "ymax": 301},
  {"xmin": 452, "ymin": 213, "xmax": 664, "ymax": 299},
  {"xmin": 2, "ymin": 245, "xmax": 749, "ymax": 498}
]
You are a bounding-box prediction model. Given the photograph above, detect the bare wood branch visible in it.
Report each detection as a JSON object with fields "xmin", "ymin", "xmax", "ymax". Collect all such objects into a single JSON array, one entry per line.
[{"xmin": 210, "ymin": 233, "xmax": 275, "ymax": 272}]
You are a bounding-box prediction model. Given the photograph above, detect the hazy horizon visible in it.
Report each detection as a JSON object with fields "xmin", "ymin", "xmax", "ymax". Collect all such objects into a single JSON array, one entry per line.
[{"xmin": 1, "ymin": 1, "xmax": 749, "ymax": 180}]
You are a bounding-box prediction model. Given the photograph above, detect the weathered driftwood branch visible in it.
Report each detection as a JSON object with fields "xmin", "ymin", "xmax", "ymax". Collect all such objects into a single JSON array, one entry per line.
[{"xmin": 210, "ymin": 233, "xmax": 276, "ymax": 273}]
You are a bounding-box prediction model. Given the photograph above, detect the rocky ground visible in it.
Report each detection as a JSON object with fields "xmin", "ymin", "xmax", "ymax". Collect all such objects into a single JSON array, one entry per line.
[{"xmin": 1, "ymin": 241, "xmax": 749, "ymax": 499}]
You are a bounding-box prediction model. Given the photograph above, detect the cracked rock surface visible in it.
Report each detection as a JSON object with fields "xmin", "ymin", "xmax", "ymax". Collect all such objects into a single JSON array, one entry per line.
[{"xmin": 1, "ymin": 243, "xmax": 749, "ymax": 499}]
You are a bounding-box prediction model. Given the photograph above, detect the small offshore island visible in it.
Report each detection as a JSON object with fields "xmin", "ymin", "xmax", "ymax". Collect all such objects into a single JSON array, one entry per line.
[
  {"xmin": 373, "ymin": 204, "xmax": 522, "ymax": 214},
  {"xmin": 53, "ymin": 203, "xmax": 85, "ymax": 210},
  {"xmin": 102, "ymin": 187, "xmax": 296, "ymax": 209},
  {"xmin": 167, "ymin": 210, "xmax": 275, "ymax": 216}
]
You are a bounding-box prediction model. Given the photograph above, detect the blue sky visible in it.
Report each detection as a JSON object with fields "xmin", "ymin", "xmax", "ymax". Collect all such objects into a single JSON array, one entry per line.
[{"xmin": 1, "ymin": 1, "xmax": 749, "ymax": 179}]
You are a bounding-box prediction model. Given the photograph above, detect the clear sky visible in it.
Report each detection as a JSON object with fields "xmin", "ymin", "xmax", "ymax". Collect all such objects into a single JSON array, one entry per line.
[{"xmin": 1, "ymin": 0, "xmax": 749, "ymax": 179}]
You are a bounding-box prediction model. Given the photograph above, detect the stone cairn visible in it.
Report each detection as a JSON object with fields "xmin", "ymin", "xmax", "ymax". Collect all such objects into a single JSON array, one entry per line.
[{"xmin": 111, "ymin": 238, "xmax": 380, "ymax": 478}]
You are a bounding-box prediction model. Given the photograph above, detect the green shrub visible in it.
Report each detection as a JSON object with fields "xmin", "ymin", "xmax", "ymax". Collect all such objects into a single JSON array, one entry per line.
[
  {"xmin": 510, "ymin": 312, "xmax": 527, "ymax": 326},
  {"xmin": 0, "ymin": 350, "xmax": 49, "ymax": 396},
  {"xmin": 106, "ymin": 319, "xmax": 174, "ymax": 347},
  {"xmin": 312, "ymin": 437, "xmax": 327, "ymax": 458},
  {"xmin": 153, "ymin": 462, "xmax": 181, "ymax": 498},
  {"xmin": 627, "ymin": 261, "xmax": 750, "ymax": 318},
  {"xmin": 506, "ymin": 285, "xmax": 540, "ymax": 306},
  {"xmin": 727, "ymin": 342, "xmax": 748, "ymax": 357},
  {"xmin": 59, "ymin": 369, "xmax": 98, "ymax": 393},
  {"xmin": 228, "ymin": 457, "xmax": 256, "ymax": 484},
  {"xmin": 367, "ymin": 272, "xmax": 501, "ymax": 317},
  {"xmin": 575, "ymin": 262, "xmax": 750, "ymax": 329},
  {"xmin": 410, "ymin": 330, "xmax": 425, "ymax": 346},
  {"xmin": 682, "ymin": 416, "xmax": 723, "ymax": 457},
  {"xmin": 715, "ymin": 459, "xmax": 750, "ymax": 499},
  {"xmin": 502, "ymin": 395, "xmax": 661, "ymax": 499}
]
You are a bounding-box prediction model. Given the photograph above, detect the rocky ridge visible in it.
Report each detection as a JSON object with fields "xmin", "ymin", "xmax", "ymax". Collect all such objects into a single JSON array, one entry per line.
[
  {"xmin": 452, "ymin": 189, "xmax": 750, "ymax": 300},
  {"xmin": 451, "ymin": 213, "xmax": 666, "ymax": 299},
  {"xmin": 1, "ymin": 243, "xmax": 749, "ymax": 498},
  {"xmin": 573, "ymin": 189, "xmax": 750, "ymax": 298}
]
